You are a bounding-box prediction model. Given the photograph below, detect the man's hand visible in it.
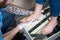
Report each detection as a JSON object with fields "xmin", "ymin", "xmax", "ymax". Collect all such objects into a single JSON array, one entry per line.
[
  {"xmin": 17, "ymin": 20, "xmax": 34, "ymax": 30},
  {"xmin": 20, "ymin": 3, "xmax": 43, "ymax": 23},
  {"xmin": 41, "ymin": 17, "xmax": 57, "ymax": 35},
  {"xmin": 41, "ymin": 25, "xmax": 55, "ymax": 35},
  {"xmin": 20, "ymin": 13, "xmax": 43, "ymax": 23},
  {"xmin": 17, "ymin": 23, "xmax": 26, "ymax": 30}
]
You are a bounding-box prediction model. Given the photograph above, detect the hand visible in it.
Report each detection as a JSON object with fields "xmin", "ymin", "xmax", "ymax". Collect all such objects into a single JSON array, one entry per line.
[
  {"xmin": 20, "ymin": 13, "xmax": 42, "ymax": 23},
  {"xmin": 41, "ymin": 17, "xmax": 57, "ymax": 35},
  {"xmin": 20, "ymin": 17, "xmax": 28, "ymax": 23},
  {"xmin": 41, "ymin": 26, "xmax": 54, "ymax": 35},
  {"xmin": 17, "ymin": 23, "xmax": 27, "ymax": 30},
  {"xmin": 20, "ymin": 14, "xmax": 35, "ymax": 23},
  {"xmin": 17, "ymin": 21, "xmax": 32, "ymax": 30}
]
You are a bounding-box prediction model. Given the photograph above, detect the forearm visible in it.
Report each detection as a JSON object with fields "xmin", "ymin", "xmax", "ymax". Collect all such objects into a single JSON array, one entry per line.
[
  {"xmin": 32, "ymin": 3, "xmax": 44, "ymax": 18},
  {"xmin": 31, "ymin": 3, "xmax": 43, "ymax": 19},
  {"xmin": 3, "ymin": 27, "xmax": 20, "ymax": 40},
  {"xmin": 34, "ymin": 0, "xmax": 46, "ymax": 15},
  {"xmin": 34, "ymin": 3, "xmax": 43, "ymax": 14}
]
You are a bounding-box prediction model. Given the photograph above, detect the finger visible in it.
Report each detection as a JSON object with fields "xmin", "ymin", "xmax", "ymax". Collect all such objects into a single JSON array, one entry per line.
[
  {"xmin": 41, "ymin": 29, "xmax": 48, "ymax": 35},
  {"xmin": 20, "ymin": 17, "xmax": 27, "ymax": 22},
  {"xmin": 41, "ymin": 31, "xmax": 46, "ymax": 35},
  {"xmin": 20, "ymin": 20, "xmax": 27, "ymax": 23},
  {"xmin": 43, "ymin": 30, "xmax": 52, "ymax": 35}
]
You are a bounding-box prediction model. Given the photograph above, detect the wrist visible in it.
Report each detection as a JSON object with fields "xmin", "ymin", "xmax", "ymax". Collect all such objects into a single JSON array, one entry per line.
[
  {"xmin": 16, "ymin": 26, "xmax": 22, "ymax": 30},
  {"xmin": 17, "ymin": 24, "xmax": 24, "ymax": 30}
]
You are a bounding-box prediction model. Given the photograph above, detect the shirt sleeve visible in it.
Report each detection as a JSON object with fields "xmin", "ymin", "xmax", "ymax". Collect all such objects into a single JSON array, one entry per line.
[
  {"xmin": 49, "ymin": 0, "xmax": 60, "ymax": 17},
  {"xmin": 36, "ymin": 0, "xmax": 45, "ymax": 5}
]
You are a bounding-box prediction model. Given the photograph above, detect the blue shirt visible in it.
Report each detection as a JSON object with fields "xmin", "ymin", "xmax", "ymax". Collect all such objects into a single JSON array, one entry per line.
[
  {"xmin": 0, "ymin": 6, "xmax": 8, "ymax": 40},
  {"xmin": 2, "ymin": 10, "xmax": 15, "ymax": 34},
  {"xmin": 0, "ymin": 9, "xmax": 4, "ymax": 40},
  {"xmin": 36, "ymin": 0, "xmax": 60, "ymax": 17}
]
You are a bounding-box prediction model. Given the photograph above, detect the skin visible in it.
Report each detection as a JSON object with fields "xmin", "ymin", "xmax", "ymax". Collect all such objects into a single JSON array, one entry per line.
[
  {"xmin": 41, "ymin": 17, "xmax": 57, "ymax": 35},
  {"xmin": 20, "ymin": 3, "xmax": 58, "ymax": 35},
  {"xmin": 0, "ymin": 0, "xmax": 58, "ymax": 40},
  {"xmin": 3, "ymin": 27, "xmax": 20, "ymax": 40},
  {"xmin": 5, "ymin": 0, "xmax": 14, "ymax": 5},
  {"xmin": 21, "ymin": 4, "xmax": 43, "ymax": 22},
  {"xmin": 0, "ymin": 0, "xmax": 3, "ymax": 2}
]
